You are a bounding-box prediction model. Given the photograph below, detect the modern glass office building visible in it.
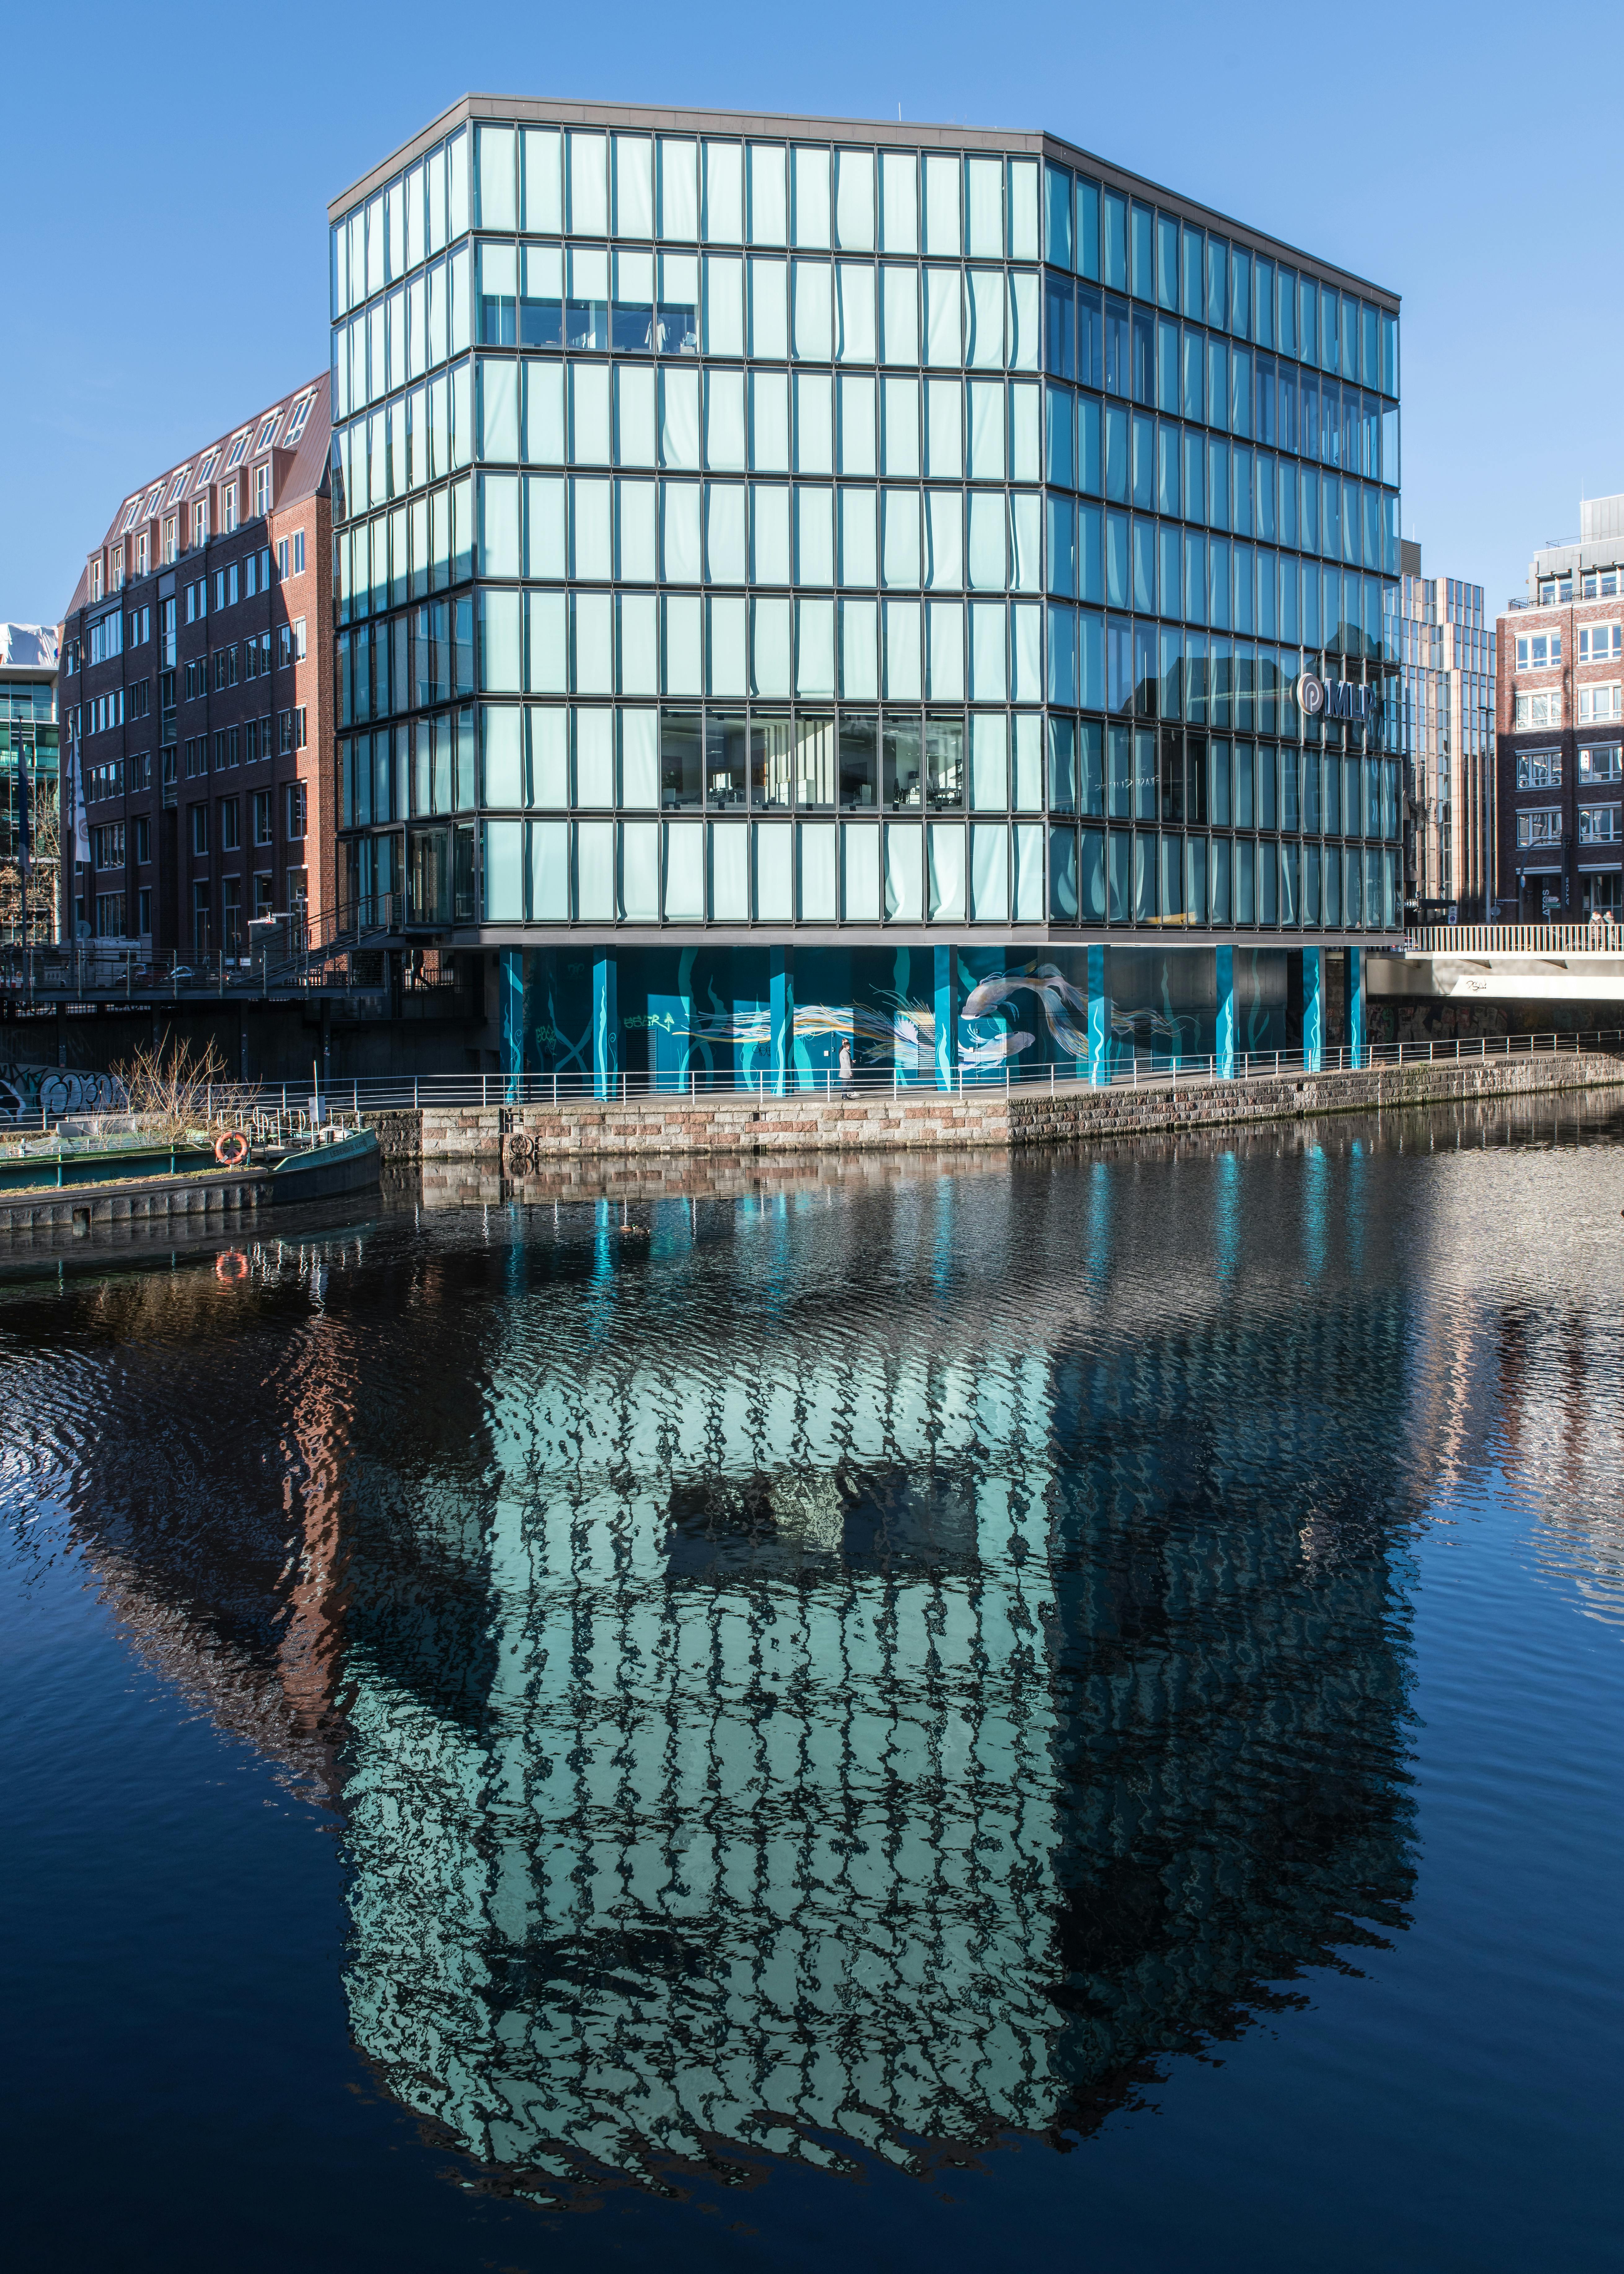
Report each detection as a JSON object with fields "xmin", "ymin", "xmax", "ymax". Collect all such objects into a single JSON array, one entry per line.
[{"xmin": 327, "ymin": 100, "xmax": 1403, "ymax": 1084}]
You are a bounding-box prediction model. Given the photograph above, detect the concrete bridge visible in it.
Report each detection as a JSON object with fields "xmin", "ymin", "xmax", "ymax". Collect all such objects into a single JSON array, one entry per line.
[{"xmin": 1371, "ymin": 925, "xmax": 1624, "ymax": 1007}]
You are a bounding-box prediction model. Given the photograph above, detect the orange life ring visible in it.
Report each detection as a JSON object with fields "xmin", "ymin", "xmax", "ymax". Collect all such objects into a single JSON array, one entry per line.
[
  {"xmin": 215, "ymin": 1250, "xmax": 249, "ymax": 1282},
  {"xmin": 214, "ymin": 1129, "xmax": 250, "ymax": 1167}
]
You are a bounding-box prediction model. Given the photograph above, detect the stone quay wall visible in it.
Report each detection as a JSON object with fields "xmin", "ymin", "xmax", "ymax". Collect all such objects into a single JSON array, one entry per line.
[{"xmin": 360, "ymin": 1051, "xmax": 1624, "ymax": 1168}]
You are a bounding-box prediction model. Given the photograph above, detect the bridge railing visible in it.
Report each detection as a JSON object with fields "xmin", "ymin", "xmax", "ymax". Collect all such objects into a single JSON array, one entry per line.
[{"xmin": 1405, "ymin": 923, "xmax": 1624, "ymax": 954}]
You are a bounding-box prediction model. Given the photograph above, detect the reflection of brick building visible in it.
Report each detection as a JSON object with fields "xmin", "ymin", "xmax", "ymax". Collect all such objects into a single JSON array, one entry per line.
[
  {"xmin": 57, "ymin": 378, "xmax": 334, "ymax": 960},
  {"xmin": 1496, "ymin": 496, "xmax": 1624, "ymax": 922}
]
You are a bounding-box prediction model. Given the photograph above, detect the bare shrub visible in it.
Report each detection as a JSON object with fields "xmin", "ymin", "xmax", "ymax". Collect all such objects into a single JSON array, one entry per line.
[{"xmin": 108, "ymin": 1034, "xmax": 255, "ymax": 1141}]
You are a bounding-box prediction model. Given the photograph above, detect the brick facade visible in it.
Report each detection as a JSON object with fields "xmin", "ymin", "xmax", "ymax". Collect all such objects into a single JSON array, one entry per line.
[
  {"xmin": 1496, "ymin": 574, "xmax": 1624, "ymax": 920},
  {"xmin": 57, "ymin": 378, "xmax": 334, "ymax": 964}
]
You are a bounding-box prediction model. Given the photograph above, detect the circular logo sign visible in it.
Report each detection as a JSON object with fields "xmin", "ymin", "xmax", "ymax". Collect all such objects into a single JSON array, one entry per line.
[{"xmin": 1296, "ymin": 673, "xmax": 1326, "ymax": 716}]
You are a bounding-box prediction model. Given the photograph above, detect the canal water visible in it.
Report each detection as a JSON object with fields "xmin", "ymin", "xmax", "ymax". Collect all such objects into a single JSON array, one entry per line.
[{"xmin": 3, "ymin": 1099, "xmax": 1622, "ymax": 2272}]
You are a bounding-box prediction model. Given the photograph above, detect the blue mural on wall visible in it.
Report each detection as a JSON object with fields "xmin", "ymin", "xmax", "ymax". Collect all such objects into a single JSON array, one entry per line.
[{"xmin": 514, "ymin": 943, "xmax": 1295, "ymax": 1086}]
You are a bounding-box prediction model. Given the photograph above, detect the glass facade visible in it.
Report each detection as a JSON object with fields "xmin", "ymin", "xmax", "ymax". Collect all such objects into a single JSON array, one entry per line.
[
  {"xmin": 1386, "ymin": 572, "xmax": 1494, "ymax": 921},
  {"xmin": 1, "ymin": 668, "xmax": 60, "ymax": 946},
  {"xmin": 329, "ymin": 109, "xmax": 1402, "ymax": 944}
]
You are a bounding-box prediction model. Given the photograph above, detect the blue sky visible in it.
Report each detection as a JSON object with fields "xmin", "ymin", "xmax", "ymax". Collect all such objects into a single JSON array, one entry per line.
[{"xmin": 4, "ymin": 0, "xmax": 1621, "ymax": 627}]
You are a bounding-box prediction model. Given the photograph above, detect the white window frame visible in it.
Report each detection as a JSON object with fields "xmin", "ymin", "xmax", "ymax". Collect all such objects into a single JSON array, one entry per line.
[
  {"xmin": 1578, "ymin": 682, "xmax": 1622, "ymax": 723},
  {"xmin": 1578, "ymin": 622, "xmax": 1620, "ymax": 664},
  {"xmin": 1578, "ymin": 803, "xmax": 1622, "ymax": 845},
  {"xmin": 223, "ymin": 428, "xmax": 252, "ymax": 470}
]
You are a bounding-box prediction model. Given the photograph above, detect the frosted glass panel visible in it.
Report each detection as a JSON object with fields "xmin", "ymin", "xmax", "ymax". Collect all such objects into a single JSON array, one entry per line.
[
  {"xmin": 1011, "ymin": 600, "xmax": 1042, "ymax": 699},
  {"xmin": 706, "ymin": 369, "xmax": 747, "ymax": 470},
  {"xmin": 613, "ymin": 135, "xmax": 653, "ymax": 238},
  {"xmin": 569, "ymin": 131, "xmax": 608, "ymax": 235},
  {"xmin": 708, "ymin": 594, "xmax": 747, "ymax": 695},
  {"xmin": 968, "ymin": 492, "xmax": 1006, "ymax": 589},
  {"xmin": 480, "ymin": 472, "xmax": 520, "ymax": 576},
  {"xmin": 616, "ymin": 478, "xmax": 655, "ymax": 580},
  {"xmin": 481, "ymin": 703, "xmax": 523, "ymax": 803},
  {"xmin": 755, "ymin": 821, "xmax": 793, "ymax": 915},
  {"xmin": 663, "ymin": 820, "xmax": 704, "ymax": 919},
  {"xmin": 794, "ymin": 373, "xmax": 833, "ymax": 474},
  {"xmin": 928, "ymin": 821, "xmax": 966, "ymax": 920},
  {"xmin": 796, "ymin": 596, "xmax": 836, "ymax": 695},
  {"xmin": 965, "ymin": 158, "xmax": 1003, "ymax": 258},
  {"xmin": 573, "ymin": 706, "xmax": 615, "ymax": 804},
  {"xmin": 752, "ymin": 484, "xmax": 790, "ymax": 583},
  {"xmin": 970, "ymin": 601, "xmax": 1006, "ymax": 699},
  {"xmin": 1010, "ymin": 491, "xmax": 1041, "ymax": 589},
  {"xmin": 522, "ymin": 129, "xmax": 563, "ymax": 233},
  {"xmin": 966, "ymin": 270, "xmax": 1003, "ymax": 368},
  {"xmin": 658, "ymin": 139, "xmax": 699, "ymax": 240},
  {"xmin": 574, "ymin": 592, "xmax": 613, "ymax": 693},
  {"xmin": 752, "ymin": 596, "xmax": 792, "ymax": 695},
  {"xmin": 928, "ymin": 599, "xmax": 964, "ymax": 698},
  {"xmin": 840, "ymin": 488, "xmax": 877, "ymax": 586},
  {"xmin": 751, "ymin": 370, "xmax": 790, "ymax": 472},
  {"xmin": 661, "ymin": 481, "xmax": 701, "ymax": 581},
  {"xmin": 793, "ymin": 259, "xmax": 833, "ymax": 360},
  {"xmin": 659, "ymin": 367, "xmax": 700, "ymax": 467},
  {"xmin": 841, "ymin": 598, "xmax": 878, "ymax": 698},
  {"xmin": 885, "ymin": 821, "xmax": 923, "ymax": 920},
  {"xmin": 880, "ymin": 151, "xmax": 918, "ymax": 253},
  {"xmin": 837, "ymin": 264, "xmax": 876, "ymax": 363},
  {"xmin": 1013, "ymin": 711, "xmax": 1043, "ymax": 810},
  {"xmin": 479, "ymin": 359, "xmax": 519, "ymax": 460},
  {"xmin": 838, "ymin": 374, "xmax": 876, "ymax": 476},
  {"xmin": 799, "ymin": 820, "xmax": 838, "ymax": 920},
  {"xmin": 796, "ymin": 486, "xmax": 834, "ymax": 585},
  {"xmin": 925, "ymin": 268, "xmax": 962, "ymax": 366},
  {"xmin": 971, "ymin": 822, "xmax": 1009, "ymax": 920},
  {"xmin": 528, "ymin": 819, "xmax": 569, "ymax": 918},
  {"xmin": 664, "ymin": 593, "xmax": 703, "ymax": 695},
  {"xmin": 576, "ymin": 819, "xmax": 615, "ymax": 919},
  {"xmin": 570, "ymin": 476, "xmax": 612, "ymax": 579},
  {"xmin": 884, "ymin": 598, "xmax": 922, "ymax": 699},
  {"xmin": 748, "ymin": 144, "xmax": 786, "ymax": 245},
  {"xmin": 618, "ymin": 594, "xmax": 658, "ymax": 695},
  {"xmin": 1014, "ymin": 821, "xmax": 1045, "ymax": 919},
  {"xmin": 480, "ymin": 589, "xmax": 521, "ymax": 691},
  {"xmin": 792, "ymin": 146, "xmax": 831, "ymax": 247},
  {"xmin": 834, "ymin": 149, "xmax": 874, "ymax": 250},
  {"xmin": 528, "ymin": 706, "xmax": 569, "ymax": 807},
  {"xmin": 926, "ymin": 380, "xmax": 962, "ymax": 477},
  {"xmin": 570, "ymin": 364, "xmax": 611, "ymax": 464},
  {"xmin": 843, "ymin": 822, "xmax": 880, "ymax": 921},
  {"xmin": 923, "ymin": 154, "xmax": 961, "ymax": 254},
  {"xmin": 882, "ymin": 489, "xmax": 920, "ymax": 588},
  {"xmin": 968, "ymin": 380, "xmax": 1006, "ymax": 479},
  {"xmin": 526, "ymin": 475, "xmax": 566, "ymax": 576},
  {"xmin": 483, "ymin": 819, "xmax": 523, "ymax": 919},
  {"xmin": 620, "ymin": 707, "xmax": 659, "ymax": 806},
  {"xmin": 711, "ymin": 822, "xmax": 749, "ymax": 918},
  {"xmin": 882, "ymin": 266, "xmax": 919, "ymax": 365},
  {"xmin": 706, "ymin": 483, "xmax": 747, "ymax": 582},
  {"xmin": 882, "ymin": 377, "xmax": 920, "ymax": 475},
  {"xmin": 622, "ymin": 819, "xmax": 659, "ymax": 919},
  {"xmin": 616, "ymin": 364, "xmax": 657, "ymax": 467},
  {"xmin": 925, "ymin": 489, "xmax": 962, "ymax": 588},
  {"xmin": 704, "ymin": 256, "xmax": 744, "ymax": 357},
  {"xmin": 704, "ymin": 142, "xmax": 744, "ymax": 243},
  {"xmin": 970, "ymin": 711, "xmax": 1008, "ymax": 809},
  {"xmin": 524, "ymin": 363, "xmax": 565, "ymax": 464},
  {"xmin": 749, "ymin": 257, "xmax": 787, "ymax": 358},
  {"xmin": 527, "ymin": 591, "xmax": 567, "ymax": 692}
]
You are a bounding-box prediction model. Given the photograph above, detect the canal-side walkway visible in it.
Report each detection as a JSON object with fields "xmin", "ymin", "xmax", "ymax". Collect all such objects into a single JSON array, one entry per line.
[{"xmin": 361, "ymin": 1049, "xmax": 1624, "ymax": 1166}]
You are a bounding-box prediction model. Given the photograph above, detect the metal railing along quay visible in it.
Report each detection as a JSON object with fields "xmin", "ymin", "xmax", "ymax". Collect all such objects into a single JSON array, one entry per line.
[{"xmin": 248, "ymin": 1027, "xmax": 1624, "ymax": 1116}]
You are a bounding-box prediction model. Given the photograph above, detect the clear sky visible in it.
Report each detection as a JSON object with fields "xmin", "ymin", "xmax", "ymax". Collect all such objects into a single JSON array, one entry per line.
[{"xmin": 5, "ymin": 0, "xmax": 1621, "ymax": 628}]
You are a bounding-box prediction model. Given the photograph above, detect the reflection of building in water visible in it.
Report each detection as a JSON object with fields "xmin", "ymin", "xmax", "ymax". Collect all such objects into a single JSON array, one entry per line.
[
  {"xmin": 19, "ymin": 1158, "xmax": 1420, "ymax": 2192},
  {"xmin": 1494, "ymin": 1304, "xmax": 1624, "ymax": 1626},
  {"xmin": 335, "ymin": 1168, "xmax": 1418, "ymax": 2186}
]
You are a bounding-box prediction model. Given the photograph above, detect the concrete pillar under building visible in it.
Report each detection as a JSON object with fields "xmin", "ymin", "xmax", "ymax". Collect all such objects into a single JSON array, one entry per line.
[
  {"xmin": 1347, "ymin": 946, "xmax": 1364, "ymax": 1069},
  {"xmin": 933, "ymin": 946, "xmax": 957, "ymax": 1091},
  {"xmin": 1215, "ymin": 945, "xmax": 1236, "ymax": 1080},
  {"xmin": 592, "ymin": 952, "xmax": 618, "ymax": 1098},
  {"xmin": 1087, "ymin": 944, "xmax": 1110, "ymax": 1085},
  {"xmin": 1302, "ymin": 947, "xmax": 1323, "ymax": 1073},
  {"xmin": 499, "ymin": 948, "xmax": 525, "ymax": 1099},
  {"xmin": 769, "ymin": 947, "xmax": 793, "ymax": 1096}
]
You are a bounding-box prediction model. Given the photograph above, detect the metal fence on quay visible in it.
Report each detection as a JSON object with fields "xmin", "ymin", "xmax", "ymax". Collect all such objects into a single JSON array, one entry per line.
[{"xmin": 262, "ymin": 1028, "xmax": 1624, "ymax": 1115}]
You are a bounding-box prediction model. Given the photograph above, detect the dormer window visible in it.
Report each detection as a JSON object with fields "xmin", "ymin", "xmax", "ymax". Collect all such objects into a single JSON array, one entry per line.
[
  {"xmin": 224, "ymin": 429, "xmax": 251, "ymax": 470},
  {"xmin": 254, "ymin": 411, "xmax": 282, "ymax": 452},
  {"xmin": 283, "ymin": 392, "xmax": 315, "ymax": 446},
  {"xmin": 119, "ymin": 498, "xmax": 141, "ymax": 534},
  {"xmin": 194, "ymin": 449, "xmax": 219, "ymax": 488},
  {"xmin": 164, "ymin": 467, "xmax": 191, "ymax": 506}
]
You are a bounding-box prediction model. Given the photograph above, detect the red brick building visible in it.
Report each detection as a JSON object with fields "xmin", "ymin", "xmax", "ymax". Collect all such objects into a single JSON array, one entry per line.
[
  {"xmin": 58, "ymin": 377, "xmax": 334, "ymax": 961},
  {"xmin": 1495, "ymin": 497, "xmax": 1624, "ymax": 921}
]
